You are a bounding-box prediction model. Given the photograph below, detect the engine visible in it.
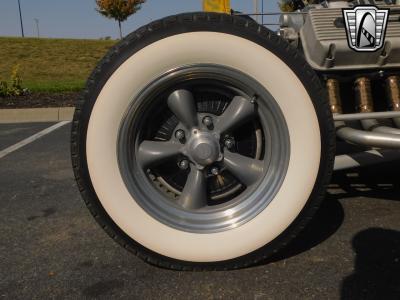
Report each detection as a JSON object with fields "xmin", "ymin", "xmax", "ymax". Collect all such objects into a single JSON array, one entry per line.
[
  {"xmin": 280, "ymin": 0, "xmax": 400, "ymax": 71},
  {"xmin": 280, "ymin": 0, "xmax": 400, "ymax": 152}
]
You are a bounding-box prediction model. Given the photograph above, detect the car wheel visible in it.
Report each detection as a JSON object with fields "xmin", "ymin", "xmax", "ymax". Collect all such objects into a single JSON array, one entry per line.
[{"xmin": 71, "ymin": 12, "xmax": 335, "ymax": 270}]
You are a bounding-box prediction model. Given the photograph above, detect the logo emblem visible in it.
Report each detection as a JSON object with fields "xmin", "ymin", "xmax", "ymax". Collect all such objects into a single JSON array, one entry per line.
[{"xmin": 343, "ymin": 6, "xmax": 389, "ymax": 52}]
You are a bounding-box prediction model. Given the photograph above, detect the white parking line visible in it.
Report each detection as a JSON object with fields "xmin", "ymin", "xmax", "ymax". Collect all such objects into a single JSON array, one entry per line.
[{"xmin": 0, "ymin": 121, "xmax": 70, "ymax": 159}]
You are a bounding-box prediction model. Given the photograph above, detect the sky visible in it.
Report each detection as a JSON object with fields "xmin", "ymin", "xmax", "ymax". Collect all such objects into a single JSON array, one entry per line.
[{"xmin": 0, "ymin": 0, "xmax": 279, "ymax": 39}]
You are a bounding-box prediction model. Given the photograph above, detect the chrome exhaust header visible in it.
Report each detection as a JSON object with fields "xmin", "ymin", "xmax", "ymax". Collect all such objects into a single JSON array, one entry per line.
[
  {"xmin": 334, "ymin": 149, "xmax": 400, "ymax": 171},
  {"xmin": 327, "ymin": 78, "xmax": 400, "ymax": 149},
  {"xmin": 335, "ymin": 122, "xmax": 400, "ymax": 148},
  {"xmin": 334, "ymin": 111, "xmax": 400, "ymax": 121}
]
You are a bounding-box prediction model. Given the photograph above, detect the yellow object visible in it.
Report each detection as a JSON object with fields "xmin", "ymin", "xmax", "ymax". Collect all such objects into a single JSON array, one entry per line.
[{"xmin": 203, "ymin": 0, "xmax": 231, "ymax": 14}]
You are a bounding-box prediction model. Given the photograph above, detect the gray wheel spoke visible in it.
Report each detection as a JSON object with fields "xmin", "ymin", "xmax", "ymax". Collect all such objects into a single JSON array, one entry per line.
[
  {"xmin": 216, "ymin": 96, "xmax": 256, "ymax": 134},
  {"xmin": 117, "ymin": 65, "xmax": 290, "ymax": 233},
  {"xmin": 178, "ymin": 167, "xmax": 207, "ymax": 210},
  {"xmin": 224, "ymin": 151, "xmax": 264, "ymax": 187},
  {"xmin": 137, "ymin": 140, "xmax": 181, "ymax": 169},
  {"xmin": 168, "ymin": 90, "xmax": 198, "ymax": 129}
]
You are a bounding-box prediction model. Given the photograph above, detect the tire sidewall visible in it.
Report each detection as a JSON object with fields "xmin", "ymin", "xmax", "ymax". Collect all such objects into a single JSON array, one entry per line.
[{"xmin": 72, "ymin": 13, "xmax": 335, "ymax": 268}]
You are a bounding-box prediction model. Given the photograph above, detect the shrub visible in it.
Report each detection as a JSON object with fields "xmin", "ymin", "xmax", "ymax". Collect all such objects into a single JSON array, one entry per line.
[
  {"xmin": 0, "ymin": 65, "xmax": 29, "ymax": 97},
  {"xmin": 0, "ymin": 80, "xmax": 10, "ymax": 97}
]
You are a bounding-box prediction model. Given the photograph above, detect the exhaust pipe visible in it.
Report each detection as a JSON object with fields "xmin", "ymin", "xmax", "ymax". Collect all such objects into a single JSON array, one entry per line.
[
  {"xmin": 355, "ymin": 77, "xmax": 400, "ymax": 135},
  {"xmin": 335, "ymin": 149, "xmax": 400, "ymax": 171},
  {"xmin": 386, "ymin": 76, "xmax": 400, "ymax": 128},
  {"xmin": 327, "ymin": 79, "xmax": 400, "ymax": 149},
  {"xmin": 335, "ymin": 121, "xmax": 400, "ymax": 148}
]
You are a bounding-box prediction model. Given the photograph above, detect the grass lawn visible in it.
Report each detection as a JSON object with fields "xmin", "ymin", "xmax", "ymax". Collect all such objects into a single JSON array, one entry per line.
[{"xmin": 0, "ymin": 37, "xmax": 115, "ymax": 93}]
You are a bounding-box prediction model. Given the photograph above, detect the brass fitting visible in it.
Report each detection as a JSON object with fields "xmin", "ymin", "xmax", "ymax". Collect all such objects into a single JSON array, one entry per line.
[
  {"xmin": 327, "ymin": 78, "xmax": 343, "ymax": 114},
  {"xmin": 386, "ymin": 76, "xmax": 400, "ymax": 112},
  {"xmin": 355, "ymin": 77, "xmax": 374, "ymax": 113}
]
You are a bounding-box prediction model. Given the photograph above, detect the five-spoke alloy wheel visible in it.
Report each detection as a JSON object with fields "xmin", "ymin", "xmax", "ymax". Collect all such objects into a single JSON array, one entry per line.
[
  {"xmin": 118, "ymin": 65, "xmax": 290, "ymax": 233},
  {"xmin": 71, "ymin": 13, "xmax": 335, "ymax": 270}
]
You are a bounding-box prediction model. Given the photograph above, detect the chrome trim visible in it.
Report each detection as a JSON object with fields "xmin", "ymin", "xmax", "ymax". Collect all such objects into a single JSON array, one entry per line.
[
  {"xmin": 334, "ymin": 111, "xmax": 400, "ymax": 121},
  {"xmin": 336, "ymin": 121, "xmax": 400, "ymax": 149},
  {"xmin": 334, "ymin": 149, "xmax": 400, "ymax": 171}
]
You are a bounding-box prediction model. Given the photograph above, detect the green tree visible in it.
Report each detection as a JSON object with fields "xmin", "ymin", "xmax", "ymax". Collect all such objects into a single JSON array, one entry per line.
[
  {"xmin": 279, "ymin": 0, "xmax": 319, "ymax": 12},
  {"xmin": 96, "ymin": 0, "xmax": 146, "ymax": 39},
  {"xmin": 279, "ymin": 1, "xmax": 295, "ymax": 12}
]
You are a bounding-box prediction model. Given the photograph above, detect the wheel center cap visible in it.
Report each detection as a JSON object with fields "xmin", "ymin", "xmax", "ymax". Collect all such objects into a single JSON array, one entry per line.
[
  {"xmin": 195, "ymin": 143, "xmax": 214, "ymax": 160},
  {"xmin": 187, "ymin": 131, "xmax": 221, "ymax": 166}
]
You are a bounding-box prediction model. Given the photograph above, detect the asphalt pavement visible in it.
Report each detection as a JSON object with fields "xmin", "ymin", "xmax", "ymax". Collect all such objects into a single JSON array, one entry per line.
[{"xmin": 0, "ymin": 122, "xmax": 399, "ymax": 299}]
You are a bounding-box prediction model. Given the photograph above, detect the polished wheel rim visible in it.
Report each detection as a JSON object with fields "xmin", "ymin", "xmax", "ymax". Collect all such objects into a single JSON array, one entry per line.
[{"xmin": 118, "ymin": 65, "xmax": 290, "ymax": 233}]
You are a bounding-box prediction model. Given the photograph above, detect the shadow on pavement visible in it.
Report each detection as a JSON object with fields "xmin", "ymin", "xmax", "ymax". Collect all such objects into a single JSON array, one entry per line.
[
  {"xmin": 330, "ymin": 162, "xmax": 400, "ymax": 202},
  {"xmin": 267, "ymin": 162, "xmax": 400, "ymax": 264},
  {"xmin": 341, "ymin": 228, "xmax": 400, "ymax": 299},
  {"xmin": 267, "ymin": 197, "xmax": 345, "ymax": 263},
  {"xmin": 336, "ymin": 163, "xmax": 400, "ymax": 299}
]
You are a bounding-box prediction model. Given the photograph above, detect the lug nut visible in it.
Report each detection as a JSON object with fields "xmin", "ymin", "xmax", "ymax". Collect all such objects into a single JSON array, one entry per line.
[
  {"xmin": 202, "ymin": 116, "xmax": 213, "ymax": 128},
  {"xmin": 210, "ymin": 167, "xmax": 219, "ymax": 176},
  {"xmin": 178, "ymin": 159, "xmax": 189, "ymax": 170},
  {"xmin": 175, "ymin": 130, "xmax": 185, "ymax": 141},
  {"xmin": 224, "ymin": 138, "xmax": 234, "ymax": 149}
]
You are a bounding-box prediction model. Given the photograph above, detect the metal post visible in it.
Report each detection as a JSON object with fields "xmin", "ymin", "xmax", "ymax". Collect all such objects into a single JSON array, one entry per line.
[
  {"xmin": 261, "ymin": 0, "xmax": 264, "ymax": 25},
  {"xmin": 253, "ymin": 0, "xmax": 259, "ymax": 23},
  {"xmin": 17, "ymin": 0, "xmax": 24, "ymax": 37},
  {"xmin": 34, "ymin": 18, "xmax": 40, "ymax": 38}
]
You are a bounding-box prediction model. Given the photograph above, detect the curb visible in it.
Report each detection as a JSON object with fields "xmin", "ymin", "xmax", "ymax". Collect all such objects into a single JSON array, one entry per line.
[{"xmin": 0, "ymin": 107, "xmax": 75, "ymax": 124}]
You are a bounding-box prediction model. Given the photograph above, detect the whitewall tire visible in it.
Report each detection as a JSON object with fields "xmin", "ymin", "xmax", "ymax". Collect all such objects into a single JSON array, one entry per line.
[{"xmin": 71, "ymin": 12, "xmax": 335, "ymax": 270}]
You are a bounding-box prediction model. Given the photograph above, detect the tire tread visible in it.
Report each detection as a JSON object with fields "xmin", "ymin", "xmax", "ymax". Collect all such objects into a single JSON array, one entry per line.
[{"xmin": 71, "ymin": 12, "xmax": 335, "ymax": 271}]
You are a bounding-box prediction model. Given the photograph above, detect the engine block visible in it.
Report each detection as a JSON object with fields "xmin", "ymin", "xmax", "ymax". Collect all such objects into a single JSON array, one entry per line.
[{"xmin": 300, "ymin": 6, "xmax": 400, "ymax": 71}]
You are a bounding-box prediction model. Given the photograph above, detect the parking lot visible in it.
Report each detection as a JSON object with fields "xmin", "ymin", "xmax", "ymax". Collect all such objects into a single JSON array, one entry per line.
[{"xmin": 0, "ymin": 122, "xmax": 399, "ymax": 299}]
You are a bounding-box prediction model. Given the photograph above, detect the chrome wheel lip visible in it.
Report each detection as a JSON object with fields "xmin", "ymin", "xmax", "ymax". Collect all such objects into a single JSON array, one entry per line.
[{"xmin": 117, "ymin": 64, "xmax": 290, "ymax": 233}]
